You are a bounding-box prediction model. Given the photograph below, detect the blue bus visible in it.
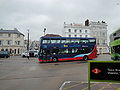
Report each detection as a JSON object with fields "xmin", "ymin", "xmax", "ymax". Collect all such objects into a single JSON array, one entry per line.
[{"xmin": 38, "ymin": 37, "xmax": 97, "ymax": 62}]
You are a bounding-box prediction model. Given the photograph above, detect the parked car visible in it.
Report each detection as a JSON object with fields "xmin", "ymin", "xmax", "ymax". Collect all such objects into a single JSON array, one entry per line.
[
  {"xmin": 0, "ymin": 51, "xmax": 10, "ymax": 58},
  {"xmin": 21, "ymin": 51, "xmax": 29, "ymax": 57},
  {"xmin": 29, "ymin": 50, "xmax": 38, "ymax": 57},
  {"xmin": 21, "ymin": 50, "xmax": 38, "ymax": 57}
]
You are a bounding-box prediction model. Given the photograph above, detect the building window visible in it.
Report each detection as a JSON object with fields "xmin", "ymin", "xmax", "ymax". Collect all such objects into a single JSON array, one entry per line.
[
  {"xmin": 18, "ymin": 41, "xmax": 20, "ymax": 45},
  {"xmin": 10, "ymin": 49, "xmax": 12, "ymax": 54},
  {"xmin": 103, "ymin": 40, "xmax": 106, "ymax": 45},
  {"xmin": 0, "ymin": 34, "xmax": 2, "ymax": 36},
  {"xmin": 80, "ymin": 30, "xmax": 82, "ymax": 33},
  {"xmin": 68, "ymin": 29, "xmax": 71, "ymax": 32},
  {"xmin": 15, "ymin": 41, "xmax": 17, "ymax": 45},
  {"xmin": 74, "ymin": 29, "xmax": 77, "ymax": 33},
  {"xmin": 75, "ymin": 35, "xmax": 77, "ymax": 37},
  {"xmin": 103, "ymin": 33, "xmax": 105, "ymax": 36},
  {"xmin": 7, "ymin": 40, "xmax": 11, "ymax": 45},
  {"xmin": 97, "ymin": 39, "xmax": 99, "ymax": 45},
  {"xmin": 18, "ymin": 49, "xmax": 20, "ymax": 54},
  {"xmin": 14, "ymin": 49, "xmax": 16, "ymax": 54},
  {"xmin": 80, "ymin": 35, "xmax": 82, "ymax": 37},
  {"xmin": 17, "ymin": 34, "xmax": 20, "ymax": 38},
  {"xmin": 0, "ymin": 40, "xmax": 2, "ymax": 45},
  {"xmin": 69, "ymin": 35, "xmax": 71, "ymax": 37},
  {"xmin": 1, "ymin": 49, "xmax": 4, "ymax": 51},
  {"xmin": 85, "ymin": 30, "xmax": 87, "ymax": 33},
  {"xmin": 85, "ymin": 35, "xmax": 88, "ymax": 37},
  {"xmin": 6, "ymin": 49, "xmax": 8, "ymax": 51},
  {"xmin": 8, "ymin": 34, "xmax": 11, "ymax": 37}
]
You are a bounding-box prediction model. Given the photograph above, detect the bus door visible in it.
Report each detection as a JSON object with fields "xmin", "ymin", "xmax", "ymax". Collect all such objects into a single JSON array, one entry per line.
[{"xmin": 39, "ymin": 49, "xmax": 51, "ymax": 60}]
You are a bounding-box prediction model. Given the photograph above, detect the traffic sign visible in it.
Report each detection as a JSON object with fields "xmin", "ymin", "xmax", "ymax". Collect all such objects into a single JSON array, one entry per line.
[{"xmin": 88, "ymin": 61, "xmax": 120, "ymax": 90}]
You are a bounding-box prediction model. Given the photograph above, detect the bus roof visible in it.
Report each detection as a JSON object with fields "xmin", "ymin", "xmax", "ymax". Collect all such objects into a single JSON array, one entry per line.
[
  {"xmin": 110, "ymin": 38, "xmax": 120, "ymax": 46},
  {"xmin": 110, "ymin": 28, "xmax": 120, "ymax": 35},
  {"xmin": 40, "ymin": 36, "xmax": 96, "ymax": 39}
]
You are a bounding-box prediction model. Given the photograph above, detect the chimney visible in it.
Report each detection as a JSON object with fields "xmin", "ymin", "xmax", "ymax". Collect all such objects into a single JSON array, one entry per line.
[
  {"xmin": 85, "ymin": 19, "xmax": 89, "ymax": 26},
  {"xmin": 0, "ymin": 28, "xmax": 3, "ymax": 30}
]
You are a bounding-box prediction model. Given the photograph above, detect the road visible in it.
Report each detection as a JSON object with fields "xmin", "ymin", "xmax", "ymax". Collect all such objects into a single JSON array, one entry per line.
[{"xmin": 0, "ymin": 54, "xmax": 119, "ymax": 90}]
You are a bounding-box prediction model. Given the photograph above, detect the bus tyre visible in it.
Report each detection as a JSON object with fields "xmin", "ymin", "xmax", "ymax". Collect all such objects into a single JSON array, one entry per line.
[
  {"xmin": 83, "ymin": 56, "xmax": 88, "ymax": 61},
  {"xmin": 52, "ymin": 58, "xmax": 58, "ymax": 62}
]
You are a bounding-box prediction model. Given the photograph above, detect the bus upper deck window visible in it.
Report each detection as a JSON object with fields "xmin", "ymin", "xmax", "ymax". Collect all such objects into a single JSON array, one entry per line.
[
  {"xmin": 66, "ymin": 39, "xmax": 71, "ymax": 43},
  {"xmin": 42, "ymin": 40, "xmax": 50, "ymax": 44},
  {"xmin": 43, "ymin": 40, "xmax": 48, "ymax": 44},
  {"xmin": 80, "ymin": 39, "xmax": 89, "ymax": 43},
  {"xmin": 89, "ymin": 39, "xmax": 96, "ymax": 43},
  {"xmin": 75, "ymin": 40, "xmax": 80, "ymax": 43},
  {"xmin": 51, "ymin": 40, "xmax": 56, "ymax": 43},
  {"xmin": 51, "ymin": 40, "xmax": 60, "ymax": 43},
  {"xmin": 61, "ymin": 40, "xmax": 66, "ymax": 43},
  {"xmin": 71, "ymin": 40, "xmax": 79, "ymax": 43},
  {"xmin": 56, "ymin": 40, "xmax": 61, "ymax": 43}
]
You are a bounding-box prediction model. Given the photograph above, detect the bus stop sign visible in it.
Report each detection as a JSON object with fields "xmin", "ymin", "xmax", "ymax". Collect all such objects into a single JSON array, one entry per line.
[{"xmin": 89, "ymin": 61, "xmax": 120, "ymax": 82}]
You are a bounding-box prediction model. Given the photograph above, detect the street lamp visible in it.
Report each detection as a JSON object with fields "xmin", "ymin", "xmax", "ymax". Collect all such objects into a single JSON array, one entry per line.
[
  {"xmin": 43, "ymin": 28, "xmax": 46, "ymax": 36},
  {"xmin": 27, "ymin": 29, "xmax": 29, "ymax": 52}
]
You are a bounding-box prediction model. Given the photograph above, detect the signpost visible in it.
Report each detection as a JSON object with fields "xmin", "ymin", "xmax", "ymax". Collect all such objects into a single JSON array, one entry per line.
[{"xmin": 88, "ymin": 61, "xmax": 120, "ymax": 90}]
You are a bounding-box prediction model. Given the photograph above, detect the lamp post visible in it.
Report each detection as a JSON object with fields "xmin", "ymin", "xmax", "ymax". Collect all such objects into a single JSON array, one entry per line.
[
  {"xmin": 43, "ymin": 28, "xmax": 46, "ymax": 36},
  {"xmin": 27, "ymin": 29, "xmax": 29, "ymax": 52}
]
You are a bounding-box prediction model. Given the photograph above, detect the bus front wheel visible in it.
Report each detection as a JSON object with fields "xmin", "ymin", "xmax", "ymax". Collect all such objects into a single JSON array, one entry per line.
[
  {"xmin": 83, "ymin": 56, "xmax": 88, "ymax": 61},
  {"xmin": 52, "ymin": 58, "xmax": 58, "ymax": 62}
]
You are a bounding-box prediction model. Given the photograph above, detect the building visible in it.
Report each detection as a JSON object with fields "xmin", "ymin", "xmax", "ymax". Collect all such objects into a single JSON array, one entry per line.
[
  {"xmin": 30, "ymin": 41, "xmax": 39, "ymax": 50},
  {"xmin": 63, "ymin": 22, "xmax": 91, "ymax": 38},
  {"xmin": 0, "ymin": 28, "xmax": 24, "ymax": 55},
  {"xmin": 62, "ymin": 19, "xmax": 109, "ymax": 54},
  {"xmin": 24, "ymin": 39, "xmax": 32, "ymax": 51}
]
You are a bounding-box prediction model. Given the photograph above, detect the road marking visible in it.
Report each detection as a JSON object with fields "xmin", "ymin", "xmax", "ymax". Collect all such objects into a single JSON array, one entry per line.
[
  {"xmin": 59, "ymin": 81, "xmax": 120, "ymax": 90},
  {"xmin": 62, "ymin": 82, "xmax": 82, "ymax": 90},
  {"xmin": 82, "ymin": 83, "xmax": 97, "ymax": 90},
  {"xmin": 99, "ymin": 83, "xmax": 112, "ymax": 90},
  {"xmin": 59, "ymin": 81, "xmax": 71, "ymax": 90},
  {"xmin": 59, "ymin": 81, "xmax": 86, "ymax": 90}
]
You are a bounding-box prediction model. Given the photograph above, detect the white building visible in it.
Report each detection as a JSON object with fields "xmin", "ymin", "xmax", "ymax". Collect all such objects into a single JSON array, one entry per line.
[
  {"xmin": 0, "ymin": 28, "xmax": 25, "ymax": 55},
  {"xmin": 63, "ymin": 22, "xmax": 91, "ymax": 38},
  {"xmin": 62, "ymin": 19, "xmax": 109, "ymax": 54}
]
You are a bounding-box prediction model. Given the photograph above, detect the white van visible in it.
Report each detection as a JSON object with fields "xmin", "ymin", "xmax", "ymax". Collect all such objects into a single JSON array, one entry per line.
[{"xmin": 21, "ymin": 50, "xmax": 38, "ymax": 57}]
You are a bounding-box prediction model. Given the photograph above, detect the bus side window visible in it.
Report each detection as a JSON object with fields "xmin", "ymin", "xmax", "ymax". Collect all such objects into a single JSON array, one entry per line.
[
  {"xmin": 80, "ymin": 39, "xmax": 89, "ymax": 43},
  {"xmin": 61, "ymin": 40, "xmax": 66, "ymax": 43},
  {"xmin": 43, "ymin": 40, "xmax": 47, "ymax": 44}
]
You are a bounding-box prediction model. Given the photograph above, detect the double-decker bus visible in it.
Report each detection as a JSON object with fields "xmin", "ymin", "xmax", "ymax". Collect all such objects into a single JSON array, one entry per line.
[
  {"xmin": 38, "ymin": 37, "xmax": 97, "ymax": 62},
  {"xmin": 110, "ymin": 28, "xmax": 120, "ymax": 60}
]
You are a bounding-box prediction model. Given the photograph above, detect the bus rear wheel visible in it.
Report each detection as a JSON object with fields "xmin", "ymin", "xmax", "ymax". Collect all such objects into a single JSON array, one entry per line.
[
  {"xmin": 83, "ymin": 56, "xmax": 88, "ymax": 61},
  {"xmin": 52, "ymin": 58, "xmax": 58, "ymax": 62}
]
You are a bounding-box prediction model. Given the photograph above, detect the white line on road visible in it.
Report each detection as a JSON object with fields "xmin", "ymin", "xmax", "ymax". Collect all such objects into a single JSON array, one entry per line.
[{"xmin": 59, "ymin": 81, "xmax": 71, "ymax": 90}]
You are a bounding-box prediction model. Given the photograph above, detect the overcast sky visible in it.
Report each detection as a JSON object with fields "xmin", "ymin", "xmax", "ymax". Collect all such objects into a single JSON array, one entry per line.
[{"xmin": 0, "ymin": 0, "xmax": 120, "ymax": 40}]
